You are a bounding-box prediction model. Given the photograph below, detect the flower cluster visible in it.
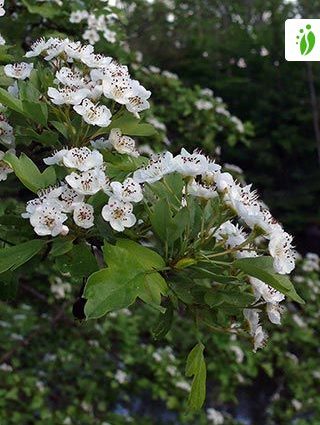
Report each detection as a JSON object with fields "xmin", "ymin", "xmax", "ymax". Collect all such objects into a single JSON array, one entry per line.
[
  {"xmin": 69, "ymin": 8, "xmax": 118, "ymax": 45},
  {"xmin": 19, "ymin": 37, "xmax": 151, "ymax": 121}
]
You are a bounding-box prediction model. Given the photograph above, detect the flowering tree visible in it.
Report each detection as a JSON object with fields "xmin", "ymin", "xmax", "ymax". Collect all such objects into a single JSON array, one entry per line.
[
  {"xmin": 0, "ymin": 0, "xmax": 304, "ymax": 411},
  {"xmin": 0, "ymin": 35, "xmax": 303, "ymax": 408}
]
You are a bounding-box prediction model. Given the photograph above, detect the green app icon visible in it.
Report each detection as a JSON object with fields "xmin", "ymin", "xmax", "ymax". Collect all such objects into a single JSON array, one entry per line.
[{"xmin": 296, "ymin": 24, "xmax": 316, "ymax": 55}]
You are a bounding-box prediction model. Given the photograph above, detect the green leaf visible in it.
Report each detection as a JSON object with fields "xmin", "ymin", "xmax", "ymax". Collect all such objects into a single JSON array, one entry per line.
[
  {"xmin": 204, "ymin": 288, "xmax": 255, "ymax": 307},
  {"xmin": 0, "ymin": 240, "xmax": 46, "ymax": 274},
  {"xmin": 185, "ymin": 343, "xmax": 207, "ymax": 410},
  {"xmin": 84, "ymin": 240, "xmax": 167, "ymax": 319},
  {"xmin": 21, "ymin": 0, "xmax": 62, "ymax": 18},
  {"xmin": 234, "ymin": 256, "xmax": 304, "ymax": 304},
  {"xmin": 3, "ymin": 152, "xmax": 56, "ymax": 192},
  {"xmin": 152, "ymin": 302, "xmax": 174, "ymax": 339},
  {"xmin": 22, "ymin": 100, "xmax": 48, "ymax": 126},
  {"xmin": 50, "ymin": 238, "xmax": 74, "ymax": 257},
  {"xmin": 0, "ymin": 87, "xmax": 23, "ymax": 113}
]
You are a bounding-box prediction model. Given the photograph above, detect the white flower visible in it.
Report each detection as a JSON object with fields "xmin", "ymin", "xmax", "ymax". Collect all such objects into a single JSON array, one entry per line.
[
  {"xmin": 0, "ymin": 0, "xmax": 5, "ymax": 16},
  {"xmin": 25, "ymin": 38, "xmax": 48, "ymax": 58},
  {"xmin": 83, "ymin": 29, "xmax": 100, "ymax": 45},
  {"xmin": 133, "ymin": 152, "xmax": 175, "ymax": 184},
  {"xmin": 114, "ymin": 369, "xmax": 128, "ymax": 384},
  {"xmin": 207, "ymin": 408, "xmax": 224, "ymax": 425},
  {"xmin": 65, "ymin": 41, "xmax": 94, "ymax": 61},
  {"xmin": 22, "ymin": 186, "xmax": 63, "ymax": 219},
  {"xmin": 4, "ymin": 62, "xmax": 33, "ymax": 80},
  {"xmin": 268, "ymin": 231, "xmax": 295, "ymax": 274},
  {"xmin": 125, "ymin": 80, "xmax": 151, "ymax": 115},
  {"xmin": 175, "ymin": 381, "xmax": 191, "ymax": 392},
  {"xmin": 266, "ymin": 303, "xmax": 284, "ymax": 325},
  {"xmin": 69, "ymin": 10, "xmax": 89, "ymax": 23},
  {"xmin": 47, "ymin": 86, "xmax": 91, "ymax": 106},
  {"xmin": 174, "ymin": 148, "xmax": 207, "ymax": 177},
  {"xmin": 215, "ymin": 172, "xmax": 235, "ymax": 192},
  {"xmin": 50, "ymin": 277, "xmax": 71, "ymax": 299},
  {"xmin": 59, "ymin": 185, "xmax": 84, "ymax": 212},
  {"xmin": 243, "ymin": 309, "xmax": 268, "ymax": 352},
  {"xmin": 103, "ymin": 29, "xmax": 117, "ymax": 43},
  {"xmin": 108, "ymin": 128, "xmax": 139, "ymax": 157},
  {"xmin": 73, "ymin": 99, "xmax": 112, "ymax": 127},
  {"xmin": 81, "ymin": 53, "xmax": 112, "ymax": 68},
  {"xmin": 43, "ymin": 149, "xmax": 68, "ymax": 166},
  {"xmin": 44, "ymin": 37, "xmax": 69, "ymax": 61},
  {"xmin": 55, "ymin": 67, "xmax": 86, "ymax": 88},
  {"xmin": 0, "ymin": 33, "xmax": 5, "ymax": 45},
  {"xmin": 91, "ymin": 61, "xmax": 129, "ymax": 82},
  {"xmin": 73, "ymin": 202, "xmax": 94, "ymax": 229},
  {"xmin": 102, "ymin": 75, "xmax": 134, "ymax": 104},
  {"xmin": 111, "ymin": 178, "xmax": 143, "ymax": 203},
  {"xmin": 65, "ymin": 168, "xmax": 104, "ymax": 195},
  {"xmin": 214, "ymin": 221, "xmax": 248, "ymax": 250},
  {"xmin": 250, "ymin": 277, "xmax": 285, "ymax": 304},
  {"xmin": 102, "ymin": 197, "xmax": 136, "ymax": 232},
  {"xmin": 187, "ymin": 178, "xmax": 217, "ymax": 199},
  {"xmin": 0, "ymin": 120, "xmax": 15, "ymax": 146},
  {"xmin": 0, "ymin": 150, "xmax": 13, "ymax": 181},
  {"xmin": 63, "ymin": 147, "xmax": 103, "ymax": 171},
  {"xmin": 30, "ymin": 201, "xmax": 69, "ymax": 237},
  {"xmin": 195, "ymin": 99, "xmax": 213, "ymax": 110}
]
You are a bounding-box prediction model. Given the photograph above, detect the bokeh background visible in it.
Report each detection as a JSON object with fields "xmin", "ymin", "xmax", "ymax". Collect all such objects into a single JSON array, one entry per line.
[{"xmin": 0, "ymin": 1, "xmax": 320, "ymax": 424}]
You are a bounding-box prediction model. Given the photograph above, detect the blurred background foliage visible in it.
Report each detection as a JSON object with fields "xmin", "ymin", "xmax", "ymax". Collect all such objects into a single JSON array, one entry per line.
[{"xmin": 1, "ymin": 0, "xmax": 320, "ymax": 424}]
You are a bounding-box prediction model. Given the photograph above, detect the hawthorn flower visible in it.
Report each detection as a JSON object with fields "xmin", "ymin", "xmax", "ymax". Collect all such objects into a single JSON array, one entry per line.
[
  {"xmin": 268, "ymin": 231, "xmax": 295, "ymax": 274},
  {"xmin": 187, "ymin": 178, "xmax": 217, "ymax": 199},
  {"xmin": 43, "ymin": 149, "xmax": 68, "ymax": 166},
  {"xmin": 81, "ymin": 53, "xmax": 112, "ymax": 68},
  {"xmin": 65, "ymin": 41, "xmax": 94, "ymax": 61},
  {"xmin": 44, "ymin": 37, "xmax": 69, "ymax": 61},
  {"xmin": 73, "ymin": 99, "xmax": 112, "ymax": 127},
  {"xmin": 0, "ymin": 34, "xmax": 5, "ymax": 45},
  {"xmin": 55, "ymin": 67, "xmax": 87, "ymax": 88},
  {"xmin": 59, "ymin": 185, "xmax": 84, "ymax": 212},
  {"xmin": 125, "ymin": 80, "xmax": 151, "ymax": 115},
  {"xmin": 250, "ymin": 277, "xmax": 284, "ymax": 306},
  {"xmin": 47, "ymin": 86, "xmax": 91, "ymax": 106},
  {"xmin": 63, "ymin": 147, "xmax": 103, "ymax": 171},
  {"xmin": 110, "ymin": 178, "xmax": 143, "ymax": 203},
  {"xmin": 174, "ymin": 148, "xmax": 207, "ymax": 177},
  {"xmin": 266, "ymin": 303, "xmax": 284, "ymax": 325},
  {"xmin": 4, "ymin": 63, "xmax": 34, "ymax": 80},
  {"xmin": 215, "ymin": 172, "xmax": 235, "ymax": 192},
  {"xmin": 69, "ymin": 10, "xmax": 89, "ymax": 23},
  {"xmin": 195, "ymin": 99, "xmax": 213, "ymax": 110},
  {"xmin": 29, "ymin": 201, "xmax": 69, "ymax": 237},
  {"xmin": 0, "ymin": 120, "xmax": 15, "ymax": 146},
  {"xmin": 25, "ymin": 38, "xmax": 48, "ymax": 58},
  {"xmin": 102, "ymin": 197, "xmax": 136, "ymax": 232},
  {"xmin": 0, "ymin": 0, "xmax": 5, "ymax": 16},
  {"xmin": 214, "ymin": 221, "xmax": 247, "ymax": 250},
  {"xmin": 65, "ymin": 168, "xmax": 104, "ymax": 195},
  {"xmin": 243, "ymin": 309, "xmax": 268, "ymax": 352},
  {"xmin": 22, "ymin": 186, "xmax": 63, "ymax": 219},
  {"xmin": 133, "ymin": 152, "xmax": 175, "ymax": 184},
  {"xmin": 73, "ymin": 202, "xmax": 94, "ymax": 229},
  {"xmin": 102, "ymin": 76, "xmax": 134, "ymax": 105},
  {"xmin": 206, "ymin": 408, "xmax": 224, "ymax": 425},
  {"xmin": 107, "ymin": 128, "xmax": 139, "ymax": 157},
  {"xmin": 83, "ymin": 29, "xmax": 100, "ymax": 45},
  {"xmin": 0, "ymin": 150, "xmax": 13, "ymax": 181}
]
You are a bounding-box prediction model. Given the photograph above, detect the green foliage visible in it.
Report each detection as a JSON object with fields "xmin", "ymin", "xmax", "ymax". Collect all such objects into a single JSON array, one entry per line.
[
  {"xmin": 185, "ymin": 343, "xmax": 207, "ymax": 410},
  {"xmin": 3, "ymin": 152, "xmax": 56, "ymax": 192},
  {"xmin": 0, "ymin": 239, "xmax": 45, "ymax": 274},
  {"xmin": 84, "ymin": 240, "xmax": 167, "ymax": 318}
]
